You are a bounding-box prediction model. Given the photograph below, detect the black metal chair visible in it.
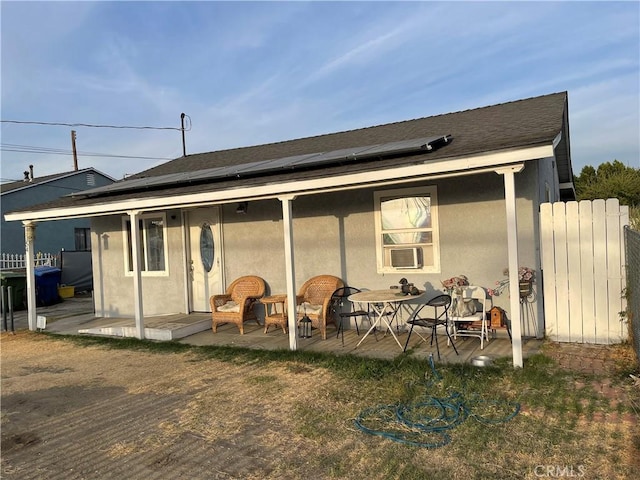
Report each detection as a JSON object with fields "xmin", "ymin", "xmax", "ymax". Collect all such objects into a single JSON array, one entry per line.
[
  {"xmin": 403, "ymin": 294, "xmax": 459, "ymax": 359},
  {"xmin": 330, "ymin": 287, "xmax": 373, "ymax": 346}
]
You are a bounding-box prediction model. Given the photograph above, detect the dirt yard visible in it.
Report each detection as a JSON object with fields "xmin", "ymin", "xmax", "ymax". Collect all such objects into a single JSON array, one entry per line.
[
  {"xmin": 1, "ymin": 331, "xmax": 328, "ymax": 479},
  {"xmin": 2, "ymin": 331, "xmax": 638, "ymax": 479}
]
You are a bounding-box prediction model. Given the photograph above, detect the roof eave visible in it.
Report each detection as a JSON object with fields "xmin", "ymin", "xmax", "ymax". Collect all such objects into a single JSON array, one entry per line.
[{"xmin": 5, "ymin": 144, "xmax": 554, "ymax": 223}]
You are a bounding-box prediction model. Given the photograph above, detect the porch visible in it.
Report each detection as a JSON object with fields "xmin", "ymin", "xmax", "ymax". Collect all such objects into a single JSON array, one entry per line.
[{"xmin": 39, "ymin": 309, "xmax": 543, "ymax": 363}]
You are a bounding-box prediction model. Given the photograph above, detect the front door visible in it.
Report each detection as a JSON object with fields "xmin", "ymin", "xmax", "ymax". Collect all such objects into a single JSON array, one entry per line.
[{"xmin": 188, "ymin": 207, "xmax": 222, "ymax": 312}]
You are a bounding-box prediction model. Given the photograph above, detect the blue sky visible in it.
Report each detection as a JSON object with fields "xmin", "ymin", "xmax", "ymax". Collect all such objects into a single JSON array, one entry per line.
[{"xmin": 1, "ymin": 1, "xmax": 639, "ymax": 182}]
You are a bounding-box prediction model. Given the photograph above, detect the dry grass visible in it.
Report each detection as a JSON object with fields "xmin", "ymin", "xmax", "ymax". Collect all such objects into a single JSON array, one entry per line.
[{"xmin": 1, "ymin": 332, "xmax": 638, "ymax": 479}]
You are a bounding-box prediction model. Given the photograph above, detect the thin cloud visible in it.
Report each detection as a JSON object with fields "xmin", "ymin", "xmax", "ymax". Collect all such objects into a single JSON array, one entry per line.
[{"xmin": 1, "ymin": 1, "xmax": 638, "ymax": 180}]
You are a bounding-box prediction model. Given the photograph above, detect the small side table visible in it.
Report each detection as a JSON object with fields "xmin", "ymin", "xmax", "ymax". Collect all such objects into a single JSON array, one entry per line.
[{"xmin": 261, "ymin": 295, "xmax": 288, "ymax": 334}]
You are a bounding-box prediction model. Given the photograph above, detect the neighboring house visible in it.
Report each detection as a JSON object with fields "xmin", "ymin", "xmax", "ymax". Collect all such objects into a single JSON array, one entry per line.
[
  {"xmin": 5, "ymin": 92, "xmax": 575, "ymax": 366},
  {"xmin": 1, "ymin": 167, "xmax": 115, "ymax": 255}
]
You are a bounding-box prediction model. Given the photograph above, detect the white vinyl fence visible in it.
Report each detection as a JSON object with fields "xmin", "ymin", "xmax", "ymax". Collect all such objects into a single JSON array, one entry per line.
[
  {"xmin": 0, "ymin": 253, "xmax": 58, "ymax": 270},
  {"xmin": 540, "ymin": 199, "xmax": 629, "ymax": 344}
]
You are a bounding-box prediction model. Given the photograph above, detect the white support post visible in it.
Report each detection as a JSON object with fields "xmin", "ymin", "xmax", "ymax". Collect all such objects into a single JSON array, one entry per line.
[
  {"xmin": 23, "ymin": 222, "xmax": 37, "ymax": 331},
  {"xmin": 181, "ymin": 211, "xmax": 191, "ymax": 313},
  {"xmin": 128, "ymin": 211, "xmax": 145, "ymax": 339},
  {"xmin": 280, "ymin": 195, "xmax": 298, "ymax": 351},
  {"xmin": 497, "ymin": 166, "xmax": 524, "ymax": 368}
]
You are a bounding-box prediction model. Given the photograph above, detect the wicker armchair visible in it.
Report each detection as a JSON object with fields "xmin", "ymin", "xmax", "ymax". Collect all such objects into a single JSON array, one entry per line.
[
  {"xmin": 297, "ymin": 275, "xmax": 344, "ymax": 339},
  {"xmin": 211, "ymin": 276, "xmax": 266, "ymax": 334}
]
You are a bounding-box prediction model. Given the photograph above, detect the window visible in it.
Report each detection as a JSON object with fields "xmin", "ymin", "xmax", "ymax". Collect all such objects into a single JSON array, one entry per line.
[
  {"xmin": 122, "ymin": 214, "xmax": 168, "ymax": 275},
  {"xmin": 74, "ymin": 228, "xmax": 91, "ymax": 251},
  {"xmin": 200, "ymin": 223, "xmax": 215, "ymax": 272},
  {"xmin": 374, "ymin": 186, "xmax": 440, "ymax": 273}
]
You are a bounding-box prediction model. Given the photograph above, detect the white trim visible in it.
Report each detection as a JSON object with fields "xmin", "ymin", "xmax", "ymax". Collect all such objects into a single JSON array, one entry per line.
[
  {"xmin": 122, "ymin": 212, "xmax": 170, "ymax": 277},
  {"xmin": 24, "ymin": 223, "xmax": 37, "ymax": 331},
  {"xmin": 501, "ymin": 170, "xmax": 524, "ymax": 368},
  {"xmin": 181, "ymin": 210, "xmax": 190, "ymax": 313},
  {"xmin": 373, "ymin": 185, "xmax": 440, "ymax": 274},
  {"xmin": 5, "ymin": 145, "xmax": 553, "ymax": 222},
  {"xmin": 128, "ymin": 211, "xmax": 145, "ymax": 339},
  {"xmin": 281, "ymin": 197, "xmax": 298, "ymax": 351},
  {"xmin": 559, "ymin": 182, "xmax": 576, "ymax": 195}
]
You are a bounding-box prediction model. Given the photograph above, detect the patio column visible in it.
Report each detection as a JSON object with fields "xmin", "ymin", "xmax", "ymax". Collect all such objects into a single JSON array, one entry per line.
[
  {"xmin": 128, "ymin": 211, "xmax": 145, "ymax": 339},
  {"xmin": 23, "ymin": 222, "xmax": 37, "ymax": 331},
  {"xmin": 497, "ymin": 166, "xmax": 524, "ymax": 368},
  {"xmin": 279, "ymin": 195, "xmax": 298, "ymax": 351}
]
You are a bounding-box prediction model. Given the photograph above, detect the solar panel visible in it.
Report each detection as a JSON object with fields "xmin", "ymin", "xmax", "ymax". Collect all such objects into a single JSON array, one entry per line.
[
  {"xmin": 359, "ymin": 138, "xmax": 430, "ymax": 156},
  {"xmin": 73, "ymin": 134, "xmax": 451, "ymax": 197},
  {"xmin": 254, "ymin": 153, "xmax": 323, "ymax": 171},
  {"xmin": 291, "ymin": 146, "xmax": 371, "ymax": 166}
]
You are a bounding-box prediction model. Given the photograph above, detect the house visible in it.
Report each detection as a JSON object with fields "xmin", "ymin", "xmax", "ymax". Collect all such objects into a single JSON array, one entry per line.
[
  {"xmin": 1, "ymin": 167, "xmax": 115, "ymax": 256},
  {"xmin": 4, "ymin": 92, "xmax": 575, "ymax": 367}
]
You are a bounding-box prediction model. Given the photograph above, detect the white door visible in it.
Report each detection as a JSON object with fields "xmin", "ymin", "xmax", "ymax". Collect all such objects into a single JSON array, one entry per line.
[{"xmin": 188, "ymin": 207, "xmax": 222, "ymax": 312}]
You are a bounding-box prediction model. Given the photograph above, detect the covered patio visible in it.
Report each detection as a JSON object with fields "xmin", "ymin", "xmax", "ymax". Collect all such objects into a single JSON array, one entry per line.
[
  {"xmin": 38, "ymin": 306, "xmax": 543, "ymax": 363},
  {"xmin": 5, "ymin": 93, "xmax": 575, "ymax": 370}
]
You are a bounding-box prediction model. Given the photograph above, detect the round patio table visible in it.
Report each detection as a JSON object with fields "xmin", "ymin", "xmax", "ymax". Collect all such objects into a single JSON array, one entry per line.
[{"xmin": 348, "ymin": 289, "xmax": 425, "ymax": 350}]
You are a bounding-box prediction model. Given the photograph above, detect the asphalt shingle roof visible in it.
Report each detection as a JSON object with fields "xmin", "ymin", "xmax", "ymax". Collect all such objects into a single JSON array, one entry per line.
[
  {"xmin": 6, "ymin": 92, "xmax": 571, "ymax": 215},
  {"xmin": 132, "ymin": 91, "xmax": 569, "ymax": 179}
]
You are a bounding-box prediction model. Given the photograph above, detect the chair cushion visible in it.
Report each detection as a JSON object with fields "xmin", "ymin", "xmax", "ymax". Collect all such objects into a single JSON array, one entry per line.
[
  {"xmin": 453, "ymin": 298, "xmax": 477, "ymax": 317},
  {"xmin": 217, "ymin": 301, "xmax": 240, "ymax": 313},
  {"xmin": 297, "ymin": 302, "xmax": 322, "ymax": 316}
]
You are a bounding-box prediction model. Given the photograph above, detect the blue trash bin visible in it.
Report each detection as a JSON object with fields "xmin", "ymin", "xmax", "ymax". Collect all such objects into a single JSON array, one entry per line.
[{"xmin": 34, "ymin": 266, "xmax": 62, "ymax": 306}]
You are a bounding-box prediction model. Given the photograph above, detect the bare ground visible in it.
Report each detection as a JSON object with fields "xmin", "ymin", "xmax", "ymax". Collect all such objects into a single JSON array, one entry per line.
[
  {"xmin": 1, "ymin": 331, "xmax": 326, "ymax": 479},
  {"xmin": 2, "ymin": 331, "xmax": 639, "ymax": 479}
]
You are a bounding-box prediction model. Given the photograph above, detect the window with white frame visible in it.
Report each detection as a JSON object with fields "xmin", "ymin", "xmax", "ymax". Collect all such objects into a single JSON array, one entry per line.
[
  {"xmin": 374, "ymin": 186, "xmax": 440, "ymax": 273},
  {"xmin": 122, "ymin": 214, "xmax": 168, "ymax": 275}
]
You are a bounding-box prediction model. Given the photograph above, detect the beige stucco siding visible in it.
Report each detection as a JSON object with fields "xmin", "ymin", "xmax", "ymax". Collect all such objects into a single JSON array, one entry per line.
[
  {"xmin": 220, "ymin": 199, "xmax": 285, "ymax": 293},
  {"xmin": 223, "ymin": 169, "xmax": 539, "ymax": 300},
  {"xmin": 90, "ymin": 210, "xmax": 186, "ymax": 317},
  {"xmin": 89, "ymin": 167, "xmax": 542, "ymax": 321}
]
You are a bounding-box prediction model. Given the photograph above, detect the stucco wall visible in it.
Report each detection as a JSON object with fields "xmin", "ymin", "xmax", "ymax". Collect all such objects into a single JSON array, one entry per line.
[
  {"xmin": 220, "ymin": 192, "xmax": 377, "ymax": 294},
  {"xmin": 90, "ymin": 210, "xmax": 186, "ymax": 317},
  {"xmin": 223, "ymin": 169, "xmax": 539, "ymax": 302},
  {"xmin": 89, "ymin": 167, "xmax": 543, "ymax": 323}
]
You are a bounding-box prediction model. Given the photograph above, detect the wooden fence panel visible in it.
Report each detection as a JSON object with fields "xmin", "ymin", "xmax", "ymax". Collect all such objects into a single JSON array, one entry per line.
[
  {"xmin": 553, "ymin": 202, "xmax": 570, "ymax": 341},
  {"xmin": 592, "ymin": 200, "xmax": 609, "ymax": 343},
  {"xmin": 579, "ymin": 201, "xmax": 595, "ymax": 342},
  {"xmin": 566, "ymin": 202, "xmax": 582, "ymax": 342},
  {"xmin": 541, "ymin": 199, "xmax": 628, "ymax": 344},
  {"xmin": 605, "ymin": 198, "xmax": 625, "ymax": 342},
  {"xmin": 540, "ymin": 203, "xmax": 558, "ymax": 341}
]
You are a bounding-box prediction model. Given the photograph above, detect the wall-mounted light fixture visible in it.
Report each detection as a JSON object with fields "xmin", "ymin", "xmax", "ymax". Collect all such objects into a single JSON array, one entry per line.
[{"xmin": 236, "ymin": 202, "xmax": 248, "ymax": 214}]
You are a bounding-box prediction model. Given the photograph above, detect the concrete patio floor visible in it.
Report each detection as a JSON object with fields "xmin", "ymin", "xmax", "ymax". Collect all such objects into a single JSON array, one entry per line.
[{"xmin": 4, "ymin": 294, "xmax": 543, "ymax": 364}]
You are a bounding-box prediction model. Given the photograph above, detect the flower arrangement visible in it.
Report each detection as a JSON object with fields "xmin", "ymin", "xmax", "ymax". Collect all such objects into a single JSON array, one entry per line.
[
  {"xmin": 441, "ymin": 275, "xmax": 469, "ymax": 293},
  {"xmin": 518, "ymin": 267, "xmax": 535, "ymax": 282},
  {"xmin": 488, "ymin": 267, "xmax": 535, "ymax": 297}
]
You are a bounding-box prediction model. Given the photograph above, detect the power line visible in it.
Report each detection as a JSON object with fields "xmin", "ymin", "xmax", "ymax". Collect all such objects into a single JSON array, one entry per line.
[
  {"xmin": 1, "ymin": 118, "xmax": 191, "ymax": 131},
  {"xmin": 0, "ymin": 143, "xmax": 174, "ymax": 161}
]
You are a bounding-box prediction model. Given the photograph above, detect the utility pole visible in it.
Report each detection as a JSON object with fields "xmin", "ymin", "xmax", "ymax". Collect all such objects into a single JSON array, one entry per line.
[
  {"xmin": 181, "ymin": 113, "xmax": 187, "ymax": 157},
  {"xmin": 71, "ymin": 130, "xmax": 79, "ymax": 171}
]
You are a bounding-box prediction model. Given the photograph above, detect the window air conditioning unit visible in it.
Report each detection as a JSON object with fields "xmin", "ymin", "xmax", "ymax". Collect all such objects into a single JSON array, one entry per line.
[{"xmin": 390, "ymin": 247, "xmax": 422, "ymax": 269}]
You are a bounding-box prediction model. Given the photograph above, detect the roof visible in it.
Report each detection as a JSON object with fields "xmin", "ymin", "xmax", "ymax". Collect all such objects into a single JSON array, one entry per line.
[
  {"xmin": 5, "ymin": 92, "xmax": 573, "ymax": 218},
  {"xmin": 1, "ymin": 168, "xmax": 116, "ymax": 195},
  {"xmin": 133, "ymin": 91, "xmax": 570, "ymax": 180}
]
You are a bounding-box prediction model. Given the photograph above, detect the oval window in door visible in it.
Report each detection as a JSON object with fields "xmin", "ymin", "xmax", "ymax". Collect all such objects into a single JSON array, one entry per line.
[{"xmin": 200, "ymin": 223, "xmax": 215, "ymax": 272}]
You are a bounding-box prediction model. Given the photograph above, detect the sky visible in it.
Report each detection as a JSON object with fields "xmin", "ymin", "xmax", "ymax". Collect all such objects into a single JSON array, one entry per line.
[{"xmin": 1, "ymin": 1, "xmax": 639, "ymax": 183}]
